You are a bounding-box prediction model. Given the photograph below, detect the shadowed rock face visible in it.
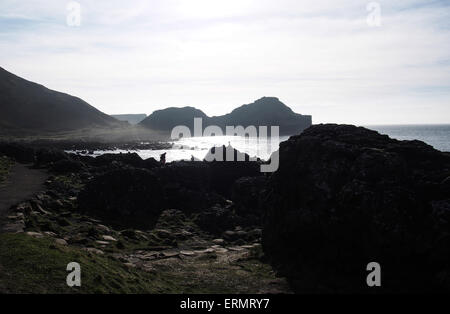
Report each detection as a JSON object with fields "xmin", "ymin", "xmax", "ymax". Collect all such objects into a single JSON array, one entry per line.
[
  {"xmin": 78, "ymin": 168, "xmax": 165, "ymax": 229},
  {"xmin": 262, "ymin": 124, "xmax": 450, "ymax": 293},
  {"xmin": 77, "ymin": 146, "xmax": 263, "ymax": 228}
]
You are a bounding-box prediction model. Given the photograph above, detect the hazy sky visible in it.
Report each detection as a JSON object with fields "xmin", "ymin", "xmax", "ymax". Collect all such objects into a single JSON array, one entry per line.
[{"xmin": 1, "ymin": 0, "xmax": 449, "ymax": 124}]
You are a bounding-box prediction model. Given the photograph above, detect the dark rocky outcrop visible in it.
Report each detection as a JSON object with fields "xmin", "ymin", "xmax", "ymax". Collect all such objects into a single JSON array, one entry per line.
[
  {"xmin": 78, "ymin": 168, "xmax": 165, "ymax": 228},
  {"xmin": 262, "ymin": 124, "xmax": 450, "ymax": 293},
  {"xmin": 231, "ymin": 176, "xmax": 268, "ymax": 216},
  {"xmin": 140, "ymin": 97, "xmax": 312, "ymax": 136}
]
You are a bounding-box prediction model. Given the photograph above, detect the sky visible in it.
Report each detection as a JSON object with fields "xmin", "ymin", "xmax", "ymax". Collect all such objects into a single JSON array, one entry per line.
[{"xmin": 0, "ymin": 0, "xmax": 449, "ymax": 125}]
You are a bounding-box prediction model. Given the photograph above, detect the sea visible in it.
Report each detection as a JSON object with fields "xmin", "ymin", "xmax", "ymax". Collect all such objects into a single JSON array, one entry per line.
[{"xmin": 70, "ymin": 124, "xmax": 450, "ymax": 162}]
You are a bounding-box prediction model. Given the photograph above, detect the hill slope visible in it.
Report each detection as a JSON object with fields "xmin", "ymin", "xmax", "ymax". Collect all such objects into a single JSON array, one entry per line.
[
  {"xmin": 140, "ymin": 106, "xmax": 209, "ymax": 132},
  {"xmin": 0, "ymin": 67, "xmax": 121, "ymax": 134},
  {"xmin": 140, "ymin": 97, "xmax": 312, "ymax": 136},
  {"xmin": 110, "ymin": 114, "xmax": 147, "ymax": 125}
]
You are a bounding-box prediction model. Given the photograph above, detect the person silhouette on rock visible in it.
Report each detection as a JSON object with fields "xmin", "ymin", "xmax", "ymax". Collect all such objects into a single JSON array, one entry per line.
[{"xmin": 160, "ymin": 152, "xmax": 166, "ymax": 165}]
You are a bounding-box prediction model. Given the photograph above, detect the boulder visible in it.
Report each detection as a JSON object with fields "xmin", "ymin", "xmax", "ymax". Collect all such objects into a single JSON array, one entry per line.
[
  {"xmin": 231, "ymin": 176, "xmax": 268, "ymax": 216},
  {"xmin": 262, "ymin": 124, "xmax": 450, "ymax": 292},
  {"xmin": 194, "ymin": 205, "xmax": 238, "ymax": 235},
  {"xmin": 78, "ymin": 168, "xmax": 165, "ymax": 228}
]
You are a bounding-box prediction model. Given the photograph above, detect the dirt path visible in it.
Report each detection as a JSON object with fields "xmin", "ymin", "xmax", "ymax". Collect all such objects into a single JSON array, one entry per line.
[{"xmin": 0, "ymin": 163, "xmax": 47, "ymax": 224}]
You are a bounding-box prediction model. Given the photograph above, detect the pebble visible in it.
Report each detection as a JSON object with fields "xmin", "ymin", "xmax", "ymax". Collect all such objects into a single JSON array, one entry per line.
[
  {"xmin": 101, "ymin": 235, "xmax": 117, "ymax": 241},
  {"xmin": 180, "ymin": 250, "xmax": 196, "ymax": 256},
  {"xmin": 26, "ymin": 231, "xmax": 44, "ymax": 238},
  {"xmin": 55, "ymin": 238, "xmax": 68, "ymax": 245}
]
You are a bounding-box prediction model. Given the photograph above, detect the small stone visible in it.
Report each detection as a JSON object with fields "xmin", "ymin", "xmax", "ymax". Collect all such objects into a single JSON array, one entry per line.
[
  {"xmin": 55, "ymin": 239, "xmax": 68, "ymax": 245},
  {"xmin": 102, "ymin": 235, "xmax": 117, "ymax": 241},
  {"xmin": 84, "ymin": 247, "xmax": 104, "ymax": 255},
  {"xmin": 123, "ymin": 262, "xmax": 136, "ymax": 268},
  {"xmin": 180, "ymin": 250, "xmax": 195, "ymax": 256},
  {"xmin": 97, "ymin": 224, "xmax": 111, "ymax": 233},
  {"xmin": 26, "ymin": 231, "xmax": 44, "ymax": 238},
  {"xmin": 161, "ymin": 250, "xmax": 179, "ymax": 258},
  {"xmin": 95, "ymin": 240, "xmax": 110, "ymax": 245},
  {"xmin": 213, "ymin": 247, "xmax": 229, "ymax": 254},
  {"xmin": 228, "ymin": 246, "xmax": 245, "ymax": 251},
  {"xmin": 212, "ymin": 239, "xmax": 225, "ymax": 245}
]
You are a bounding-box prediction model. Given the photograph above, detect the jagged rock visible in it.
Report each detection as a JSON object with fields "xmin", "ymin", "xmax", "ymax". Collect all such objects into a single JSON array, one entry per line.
[
  {"xmin": 78, "ymin": 168, "xmax": 165, "ymax": 228},
  {"xmin": 205, "ymin": 146, "xmax": 262, "ymax": 197},
  {"xmin": 231, "ymin": 176, "xmax": 268, "ymax": 216},
  {"xmin": 92, "ymin": 152, "xmax": 145, "ymax": 168},
  {"xmin": 194, "ymin": 205, "xmax": 237, "ymax": 235},
  {"xmin": 262, "ymin": 124, "xmax": 450, "ymax": 293}
]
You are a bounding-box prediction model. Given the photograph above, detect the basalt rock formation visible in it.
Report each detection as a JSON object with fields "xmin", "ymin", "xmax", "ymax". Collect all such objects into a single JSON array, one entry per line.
[
  {"xmin": 140, "ymin": 97, "xmax": 312, "ymax": 136},
  {"xmin": 262, "ymin": 124, "xmax": 450, "ymax": 292}
]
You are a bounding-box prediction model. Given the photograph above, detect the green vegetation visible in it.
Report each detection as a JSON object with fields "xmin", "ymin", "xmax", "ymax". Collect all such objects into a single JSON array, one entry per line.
[
  {"xmin": 0, "ymin": 233, "xmax": 176, "ymax": 294},
  {"xmin": 0, "ymin": 233, "xmax": 286, "ymax": 294},
  {"xmin": 0, "ymin": 155, "xmax": 13, "ymax": 185}
]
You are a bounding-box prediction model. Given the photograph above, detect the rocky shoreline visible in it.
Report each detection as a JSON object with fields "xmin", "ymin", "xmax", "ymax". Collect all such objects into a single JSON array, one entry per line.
[{"xmin": 0, "ymin": 123, "xmax": 449, "ymax": 293}]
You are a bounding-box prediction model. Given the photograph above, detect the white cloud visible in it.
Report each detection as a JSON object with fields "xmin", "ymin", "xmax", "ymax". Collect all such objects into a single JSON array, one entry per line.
[{"xmin": 0, "ymin": 0, "xmax": 449, "ymax": 124}]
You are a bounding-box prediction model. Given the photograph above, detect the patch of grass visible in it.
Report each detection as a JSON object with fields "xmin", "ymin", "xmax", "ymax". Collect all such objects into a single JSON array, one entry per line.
[
  {"xmin": 0, "ymin": 233, "xmax": 177, "ymax": 294},
  {"xmin": 0, "ymin": 155, "xmax": 13, "ymax": 185}
]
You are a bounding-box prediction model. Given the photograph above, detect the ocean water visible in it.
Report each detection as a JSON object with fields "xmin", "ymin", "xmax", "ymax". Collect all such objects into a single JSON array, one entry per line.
[
  {"xmin": 74, "ymin": 136, "xmax": 290, "ymax": 162},
  {"xmin": 68, "ymin": 124, "xmax": 449, "ymax": 161},
  {"xmin": 366, "ymin": 124, "xmax": 450, "ymax": 152}
]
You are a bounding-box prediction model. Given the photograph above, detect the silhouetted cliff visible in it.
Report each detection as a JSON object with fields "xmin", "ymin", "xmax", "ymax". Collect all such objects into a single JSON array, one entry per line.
[
  {"xmin": 0, "ymin": 67, "xmax": 122, "ymax": 134},
  {"xmin": 139, "ymin": 97, "xmax": 312, "ymax": 136}
]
